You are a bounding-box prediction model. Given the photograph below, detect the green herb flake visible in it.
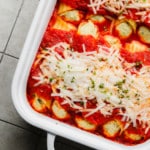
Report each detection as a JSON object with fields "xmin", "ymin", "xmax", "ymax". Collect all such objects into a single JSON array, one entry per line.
[
  {"xmin": 63, "ymin": 85, "xmax": 67, "ymax": 89},
  {"xmin": 93, "ymin": 71, "xmax": 96, "ymax": 75},
  {"xmin": 101, "ymin": 89, "xmax": 108, "ymax": 94},
  {"xmin": 67, "ymin": 64, "xmax": 72, "ymax": 69},
  {"xmin": 135, "ymin": 93, "xmax": 139, "ymax": 97},
  {"xmin": 80, "ymin": 101, "xmax": 84, "ymax": 106},
  {"xmin": 37, "ymin": 98, "xmax": 43, "ymax": 104},
  {"xmin": 122, "ymin": 89, "xmax": 129, "ymax": 94},
  {"xmin": 71, "ymin": 76, "xmax": 76, "ymax": 83},
  {"xmin": 126, "ymin": 95, "xmax": 130, "ymax": 99},
  {"xmin": 49, "ymin": 78, "xmax": 54, "ymax": 82},
  {"xmin": 114, "ymin": 79, "xmax": 126, "ymax": 89},
  {"xmin": 99, "ymin": 83, "xmax": 104, "ymax": 89},
  {"xmin": 119, "ymin": 94, "xmax": 125, "ymax": 98},
  {"xmin": 90, "ymin": 78, "xmax": 95, "ymax": 89}
]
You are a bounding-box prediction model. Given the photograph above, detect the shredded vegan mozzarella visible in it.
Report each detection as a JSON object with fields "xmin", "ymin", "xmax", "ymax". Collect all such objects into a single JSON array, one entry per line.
[
  {"xmin": 33, "ymin": 42, "xmax": 150, "ymax": 133},
  {"xmin": 88, "ymin": 0, "xmax": 150, "ymax": 23}
]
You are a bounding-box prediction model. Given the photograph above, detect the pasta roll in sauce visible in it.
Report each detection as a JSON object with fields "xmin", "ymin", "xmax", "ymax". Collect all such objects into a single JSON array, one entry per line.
[
  {"xmin": 102, "ymin": 119, "xmax": 123, "ymax": 138},
  {"xmin": 57, "ymin": 2, "xmax": 73, "ymax": 14},
  {"xmin": 75, "ymin": 116, "xmax": 97, "ymax": 131},
  {"xmin": 114, "ymin": 20, "xmax": 133, "ymax": 40},
  {"xmin": 52, "ymin": 100, "xmax": 70, "ymax": 120},
  {"xmin": 31, "ymin": 94, "xmax": 51, "ymax": 113},
  {"xmin": 138, "ymin": 26, "xmax": 150, "ymax": 44},
  {"xmin": 59, "ymin": 9, "xmax": 84, "ymax": 24},
  {"xmin": 52, "ymin": 17, "xmax": 77, "ymax": 31}
]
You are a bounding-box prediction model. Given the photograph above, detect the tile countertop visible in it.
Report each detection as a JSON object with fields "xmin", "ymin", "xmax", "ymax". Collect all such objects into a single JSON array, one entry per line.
[
  {"xmin": 0, "ymin": 0, "xmax": 45, "ymax": 150},
  {"xmin": 0, "ymin": 0, "xmax": 95, "ymax": 150}
]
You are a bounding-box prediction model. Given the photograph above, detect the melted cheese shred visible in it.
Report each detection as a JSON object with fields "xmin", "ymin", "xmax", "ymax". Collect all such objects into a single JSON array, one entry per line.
[
  {"xmin": 88, "ymin": 0, "xmax": 150, "ymax": 23},
  {"xmin": 33, "ymin": 42, "xmax": 150, "ymax": 133}
]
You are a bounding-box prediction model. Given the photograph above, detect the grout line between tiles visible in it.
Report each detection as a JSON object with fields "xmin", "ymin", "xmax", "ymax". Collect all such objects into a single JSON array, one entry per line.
[
  {"xmin": 0, "ymin": 0, "xmax": 25, "ymax": 63},
  {"xmin": 0, "ymin": 119, "xmax": 43, "ymax": 136},
  {"xmin": 0, "ymin": 52, "xmax": 19, "ymax": 64},
  {"xmin": 3, "ymin": 52, "xmax": 19, "ymax": 59},
  {"xmin": 0, "ymin": 52, "xmax": 3, "ymax": 63}
]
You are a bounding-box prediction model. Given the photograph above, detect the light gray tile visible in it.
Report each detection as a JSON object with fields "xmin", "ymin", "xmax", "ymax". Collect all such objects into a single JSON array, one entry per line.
[
  {"xmin": 0, "ymin": 55, "xmax": 30, "ymax": 127},
  {"xmin": 6, "ymin": 0, "xmax": 39, "ymax": 58},
  {"xmin": 0, "ymin": 53, "xmax": 2, "ymax": 62},
  {"xmin": 0, "ymin": 0, "xmax": 23, "ymax": 52},
  {"xmin": 0, "ymin": 121, "xmax": 39, "ymax": 150},
  {"xmin": 0, "ymin": 55, "xmax": 44, "ymax": 134}
]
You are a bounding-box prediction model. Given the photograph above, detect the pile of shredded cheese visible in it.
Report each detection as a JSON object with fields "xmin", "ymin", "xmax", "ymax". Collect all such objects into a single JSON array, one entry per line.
[
  {"xmin": 33, "ymin": 42, "xmax": 150, "ymax": 133},
  {"xmin": 88, "ymin": 0, "xmax": 150, "ymax": 23}
]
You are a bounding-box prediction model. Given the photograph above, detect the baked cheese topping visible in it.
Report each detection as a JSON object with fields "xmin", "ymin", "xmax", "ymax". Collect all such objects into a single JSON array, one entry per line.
[
  {"xmin": 33, "ymin": 42, "xmax": 150, "ymax": 133},
  {"xmin": 88, "ymin": 0, "xmax": 150, "ymax": 22}
]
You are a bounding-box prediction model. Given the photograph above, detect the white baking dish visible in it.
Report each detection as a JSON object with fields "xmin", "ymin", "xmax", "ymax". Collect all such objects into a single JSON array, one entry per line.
[{"xmin": 11, "ymin": 0, "xmax": 150, "ymax": 150}]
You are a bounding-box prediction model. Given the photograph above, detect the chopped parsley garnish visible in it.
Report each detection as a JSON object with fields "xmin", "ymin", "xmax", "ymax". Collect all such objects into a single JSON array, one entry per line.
[
  {"xmin": 99, "ymin": 83, "xmax": 104, "ymax": 88},
  {"xmin": 49, "ymin": 78, "xmax": 54, "ymax": 82},
  {"xmin": 90, "ymin": 78, "xmax": 95, "ymax": 88},
  {"xmin": 114, "ymin": 79, "xmax": 126, "ymax": 89},
  {"xmin": 122, "ymin": 89, "xmax": 129, "ymax": 94},
  {"xmin": 37, "ymin": 98, "xmax": 43, "ymax": 104},
  {"xmin": 71, "ymin": 76, "xmax": 76, "ymax": 83}
]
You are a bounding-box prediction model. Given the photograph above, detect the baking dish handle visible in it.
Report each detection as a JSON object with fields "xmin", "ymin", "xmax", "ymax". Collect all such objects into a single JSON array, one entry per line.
[{"xmin": 47, "ymin": 133, "xmax": 56, "ymax": 150}]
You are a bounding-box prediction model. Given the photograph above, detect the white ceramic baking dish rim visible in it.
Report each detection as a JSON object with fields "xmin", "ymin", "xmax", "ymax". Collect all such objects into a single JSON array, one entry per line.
[{"xmin": 11, "ymin": 0, "xmax": 150, "ymax": 150}]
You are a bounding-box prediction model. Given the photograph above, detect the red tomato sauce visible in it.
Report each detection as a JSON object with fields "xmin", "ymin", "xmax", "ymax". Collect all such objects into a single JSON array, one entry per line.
[
  {"xmin": 60, "ymin": 0, "xmax": 89, "ymax": 10},
  {"xmin": 72, "ymin": 34, "xmax": 98, "ymax": 52},
  {"xmin": 120, "ymin": 48, "xmax": 150, "ymax": 65},
  {"xmin": 41, "ymin": 29, "xmax": 75, "ymax": 48}
]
